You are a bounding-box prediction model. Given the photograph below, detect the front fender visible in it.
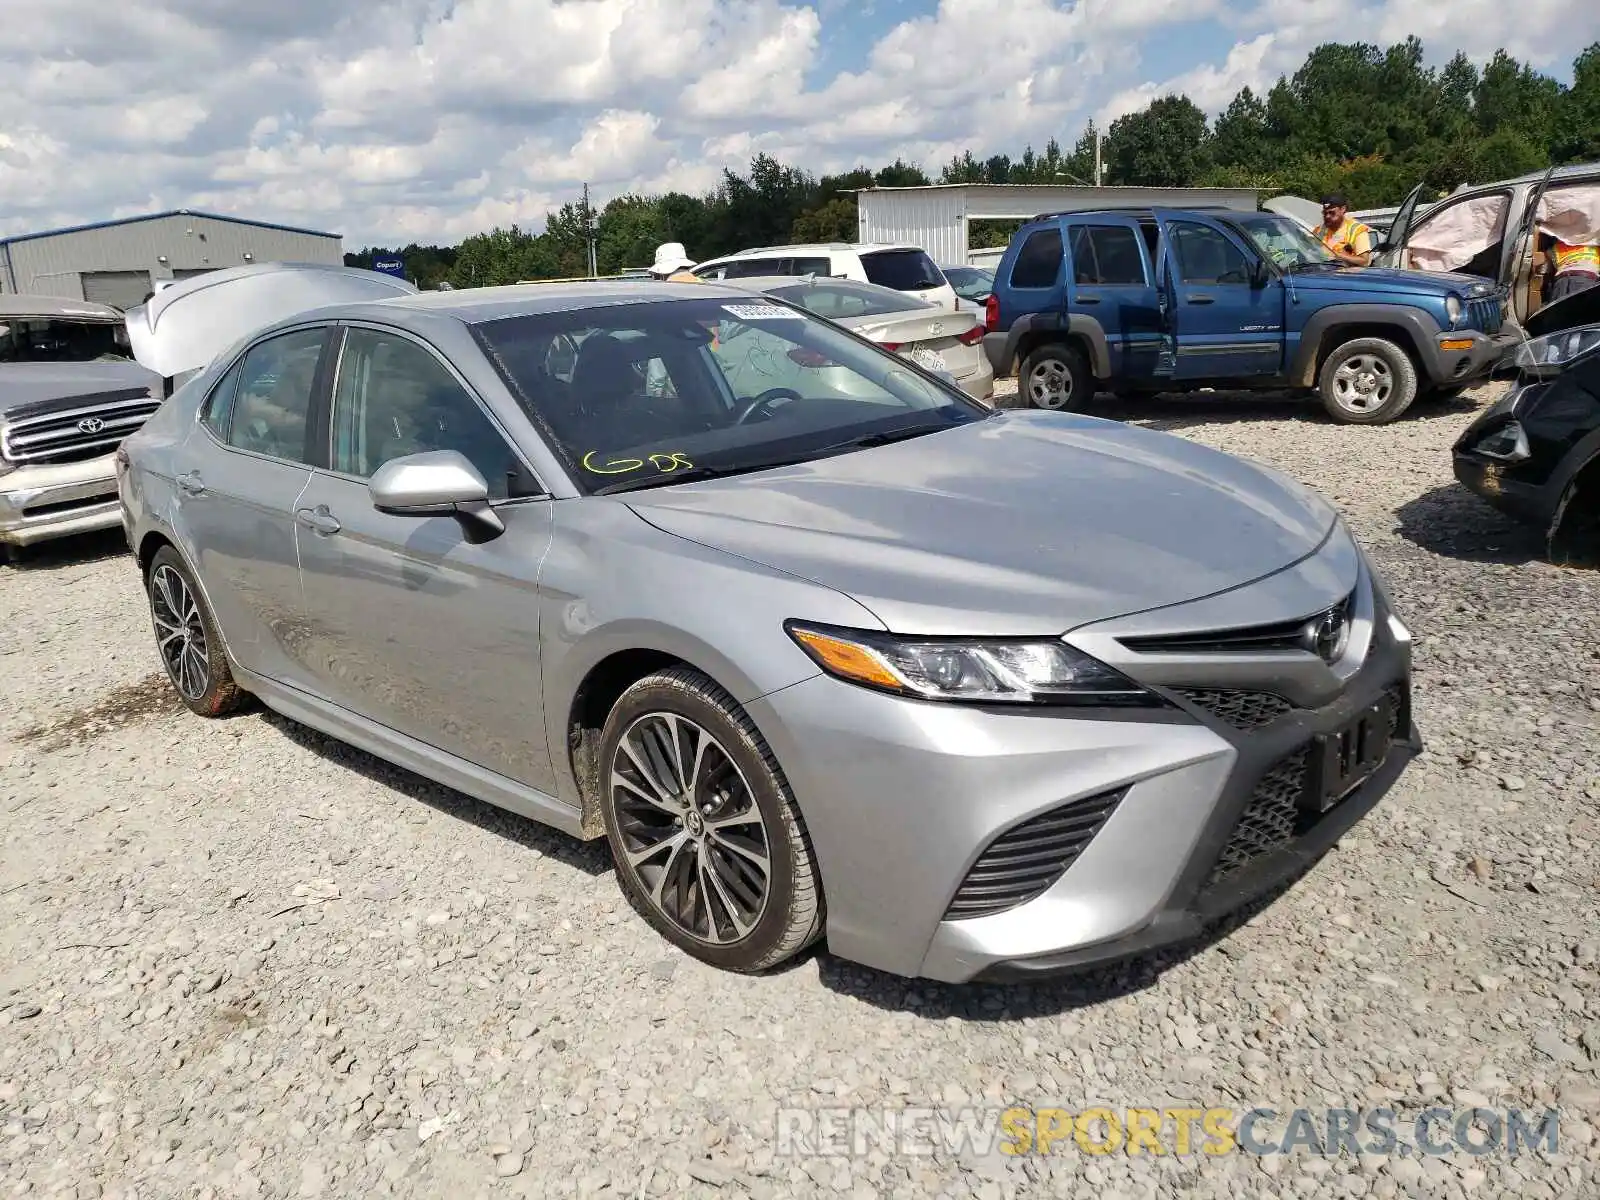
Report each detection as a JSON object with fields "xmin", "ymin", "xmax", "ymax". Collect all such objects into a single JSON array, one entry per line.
[{"xmin": 1288, "ymin": 302, "xmax": 1449, "ymax": 386}]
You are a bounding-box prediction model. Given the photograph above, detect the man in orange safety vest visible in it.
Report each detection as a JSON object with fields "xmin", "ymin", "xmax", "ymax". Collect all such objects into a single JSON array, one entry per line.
[{"xmin": 1537, "ymin": 234, "xmax": 1600, "ymax": 304}]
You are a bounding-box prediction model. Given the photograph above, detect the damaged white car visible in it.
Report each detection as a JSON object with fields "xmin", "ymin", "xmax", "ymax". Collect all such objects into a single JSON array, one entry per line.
[{"xmin": 0, "ymin": 295, "xmax": 162, "ymax": 562}]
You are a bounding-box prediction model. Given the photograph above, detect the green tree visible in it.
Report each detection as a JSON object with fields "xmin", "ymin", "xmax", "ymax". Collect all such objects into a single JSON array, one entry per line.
[
  {"xmin": 1105, "ymin": 94, "xmax": 1211, "ymax": 185},
  {"xmin": 792, "ymin": 197, "xmax": 858, "ymax": 243},
  {"xmin": 1474, "ymin": 50, "xmax": 1562, "ymax": 144},
  {"xmin": 1211, "ymin": 87, "xmax": 1271, "ymax": 172},
  {"xmin": 1554, "ymin": 42, "xmax": 1600, "ymax": 163}
]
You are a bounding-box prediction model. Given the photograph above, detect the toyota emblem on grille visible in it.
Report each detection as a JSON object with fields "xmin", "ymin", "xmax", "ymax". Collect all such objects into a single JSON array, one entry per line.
[
  {"xmin": 77, "ymin": 417, "xmax": 106, "ymax": 434},
  {"xmin": 1302, "ymin": 606, "xmax": 1349, "ymax": 664}
]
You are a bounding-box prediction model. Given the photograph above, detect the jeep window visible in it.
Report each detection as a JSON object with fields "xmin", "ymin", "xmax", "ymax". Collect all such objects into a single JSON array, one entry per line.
[
  {"xmin": 1010, "ymin": 228, "xmax": 1064, "ymax": 289},
  {"xmin": 1170, "ymin": 222, "xmax": 1254, "ymax": 284},
  {"xmin": 1071, "ymin": 225, "xmax": 1147, "ymax": 286},
  {"xmin": 860, "ymin": 248, "xmax": 945, "ymax": 292},
  {"xmin": 0, "ymin": 318, "xmax": 131, "ymax": 364},
  {"xmin": 1229, "ymin": 213, "xmax": 1336, "ymax": 271}
]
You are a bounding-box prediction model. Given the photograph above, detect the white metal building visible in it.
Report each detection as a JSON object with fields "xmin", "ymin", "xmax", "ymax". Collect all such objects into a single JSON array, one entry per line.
[
  {"xmin": 0, "ymin": 210, "xmax": 344, "ymax": 309},
  {"xmin": 855, "ymin": 184, "xmax": 1263, "ymax": 266}
]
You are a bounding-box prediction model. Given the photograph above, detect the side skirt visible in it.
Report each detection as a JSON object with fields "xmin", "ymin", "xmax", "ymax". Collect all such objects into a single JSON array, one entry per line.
[{"xmin": 234, "ymin": 665, "xmax": 591, "ymax": 840}]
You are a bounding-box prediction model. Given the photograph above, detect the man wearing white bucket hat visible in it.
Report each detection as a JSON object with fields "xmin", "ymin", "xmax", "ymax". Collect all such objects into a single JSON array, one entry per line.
[{"xmin": 649, "ymin": 242, "xmax": 699, "ymax": 281}]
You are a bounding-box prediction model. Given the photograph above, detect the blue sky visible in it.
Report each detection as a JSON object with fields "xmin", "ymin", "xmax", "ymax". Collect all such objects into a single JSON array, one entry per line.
[{"xmin": 1, "ymin": 0, "xmax": 1596, "ymax": 246}]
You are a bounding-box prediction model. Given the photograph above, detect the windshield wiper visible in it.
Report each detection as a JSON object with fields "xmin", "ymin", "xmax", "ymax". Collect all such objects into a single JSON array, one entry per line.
[{"xmin": 809, "ymin": 423, "xmax": 951, "ymax": 455}]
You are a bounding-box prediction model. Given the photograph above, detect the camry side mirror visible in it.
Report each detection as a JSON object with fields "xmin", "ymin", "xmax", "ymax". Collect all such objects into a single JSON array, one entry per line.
[{"xmin": 368, "ymin": 449, "xmax": 505, "ymax": 542}]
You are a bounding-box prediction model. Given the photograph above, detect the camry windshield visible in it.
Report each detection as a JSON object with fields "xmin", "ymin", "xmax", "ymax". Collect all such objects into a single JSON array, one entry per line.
[
  {"xmin": 1230, "ymin": 213, "xmax": 1338, "ymax": 269},
  {"xmin": 473, "ymin": 296, "xmax": 986, "ymax": 494}
]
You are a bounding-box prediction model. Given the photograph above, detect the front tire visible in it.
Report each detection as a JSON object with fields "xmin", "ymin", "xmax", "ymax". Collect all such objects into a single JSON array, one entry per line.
[
  {"xmin": 1317, "ymin": 337, "xmax": 1419, "ymax": 424},
  {"xmin": 146, "ymin": 546, "xmax": 244, "ymax": 717},
  {"xmin": 1020, "ymin": 342, "xmax": 1093, "ymax": 412},
  {"xmin": 598, "ymin": 667, "xmax": 824, "ymax": 973}
]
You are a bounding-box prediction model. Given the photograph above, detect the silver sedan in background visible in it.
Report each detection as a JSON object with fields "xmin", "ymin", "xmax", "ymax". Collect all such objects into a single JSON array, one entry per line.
[{"xmin": 117, "ymin": 264, "xmax": 1419, "ymax": 982}]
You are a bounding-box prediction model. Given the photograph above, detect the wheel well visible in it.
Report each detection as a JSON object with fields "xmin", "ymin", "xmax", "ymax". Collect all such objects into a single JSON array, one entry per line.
[
  {"xmin": 1312, "ymin": 323, "xmax": 1424, "ymax": 384},
  {"xmin": 566, "ymin": 649, "xmax": 684, "ymax": 838},
  {"xmin": 137, "ymin": 532, "xmax": 175, "ymax": 578},
  {"xmin": 1015, "ymin": 331, "xmax": 1091, "ymax": 374},
  {"xmin": 1548, "ymin": 454, "xmax": 1600, "ymax": 569}
]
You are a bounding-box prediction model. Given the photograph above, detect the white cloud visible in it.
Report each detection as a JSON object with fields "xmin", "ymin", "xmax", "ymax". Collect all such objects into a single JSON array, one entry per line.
[{"xmin": 0, "ymin": 0, "xmax": 1595, "ymax": 249}]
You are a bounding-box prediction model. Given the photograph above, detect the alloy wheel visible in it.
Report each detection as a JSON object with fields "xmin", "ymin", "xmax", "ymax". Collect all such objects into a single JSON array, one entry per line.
[
  {"xmin": 1027, "ymin": 359, "xmax": 1073, "ymax": 409},
  {"xmin": 1330, "ymin": 353, "xmax": 1394, "ymax": 415},
  {"xmin": 150, "ymin": 564, "xmax": 210, "ymax": 701},
  {"xmin": 609, "ymin": 712, "xmax": 773, "ymax": 945}
]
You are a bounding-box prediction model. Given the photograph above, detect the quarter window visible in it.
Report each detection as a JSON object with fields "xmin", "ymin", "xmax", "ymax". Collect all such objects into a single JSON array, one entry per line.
[
  {"xmin": 329, "ymin": 328, "xmax": 528, "ymax": 499},
  {"xmin": 226, "ymin": 328, "xmax": 326, "ymax": 462},
  {"xmin": 200, "ymin": 359, "xmax": 245, "ymax": 439},
  {"xmin": 1010, "ymin": 228, "xmax": 1064, "ymax": 289}
]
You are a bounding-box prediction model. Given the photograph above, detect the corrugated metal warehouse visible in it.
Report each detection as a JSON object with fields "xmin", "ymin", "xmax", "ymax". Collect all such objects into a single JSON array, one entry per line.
[
  {"xmin": 0, "ymin": 210, "xmax": 344, "ymax": 309},
  {"xmin": 856, "ymin": 184, "xmax": 1263, "ymax": 266}
]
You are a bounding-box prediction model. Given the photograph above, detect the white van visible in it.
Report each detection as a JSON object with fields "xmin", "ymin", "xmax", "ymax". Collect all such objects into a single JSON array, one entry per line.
[{"xmin": 690, "ymin": 242, "xmax": 958, "ymax": 311}]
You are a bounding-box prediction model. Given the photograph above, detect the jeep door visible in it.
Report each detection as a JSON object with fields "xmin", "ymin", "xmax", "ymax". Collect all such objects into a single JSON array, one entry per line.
[
  {"xmin": 1061, "ymin": 216, "xmax": 1161, "ymax": 383},
  {"xmin": 1150, "ymin": 210, "xmax": 1284, "ymax": 380}
]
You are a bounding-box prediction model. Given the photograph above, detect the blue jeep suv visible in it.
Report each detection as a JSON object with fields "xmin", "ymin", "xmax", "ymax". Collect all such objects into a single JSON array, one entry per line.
[{"xmin": 983, "ymin": 207, "xmax": 1516, "ymax": 424}]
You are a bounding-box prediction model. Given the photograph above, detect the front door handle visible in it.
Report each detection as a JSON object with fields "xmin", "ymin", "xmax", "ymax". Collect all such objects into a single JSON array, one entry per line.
[
  {"xmin": 177, "ymin": 471, "xmax": 205, "ymax": 496},
  {"xmin": 1076, "ymin": 293, "xmax": 1101, "ymax": 304},
  {"xmin": 1188, "ymin": 294, "xmax": 1215, "ymax": 305},
  {"xmin": 295, "ymin": 505, "xmax": 342, "ymax": 536}
]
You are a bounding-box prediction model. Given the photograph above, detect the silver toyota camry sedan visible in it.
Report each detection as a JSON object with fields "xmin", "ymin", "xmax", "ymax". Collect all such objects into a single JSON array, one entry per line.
[{"xmin": 116, "ymin": 263, "xmax": 1420, "ymax": 983}]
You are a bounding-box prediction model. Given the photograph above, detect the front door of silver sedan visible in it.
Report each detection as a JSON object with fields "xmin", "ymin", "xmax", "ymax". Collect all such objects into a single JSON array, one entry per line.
[
  {"xmin": 290, "ymin": 325, "xmax": 559, "ymax": 792},
  {"xmin": 178, "ymin": 325, "xmax": 331, "ymax": 687}
]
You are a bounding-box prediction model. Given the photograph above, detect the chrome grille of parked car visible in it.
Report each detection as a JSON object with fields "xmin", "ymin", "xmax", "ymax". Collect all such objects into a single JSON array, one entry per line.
[
  {"xmin": 0, "ymin": 395, "xmax": 162, "ymax": 466},
  {"xmin": 1177, "ymin": 689, "xmax": 1294, "ymax": 731},
  {"xmin": 943, "ymin": 788, "xmax": 1125, "ymax": 921}
]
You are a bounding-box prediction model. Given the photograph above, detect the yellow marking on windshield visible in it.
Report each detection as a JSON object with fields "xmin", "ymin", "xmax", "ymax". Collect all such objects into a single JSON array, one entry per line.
[{"xmin": 582, "ymin": 450, "xmax": 694, "ymax": 475}]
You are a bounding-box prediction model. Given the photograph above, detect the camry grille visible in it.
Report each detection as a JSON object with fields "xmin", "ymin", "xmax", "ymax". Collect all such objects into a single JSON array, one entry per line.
[
  {"xmin": 1119, "ymin": 592, "xmax": 1355, "ymax": 657},
  {"xmin": 944, "ymin": 788, "xmax": 1125, "ymax": 921},
  {"xmin": 1177, "ymin": 689, "xmax": 1294, "ymax": 731}
]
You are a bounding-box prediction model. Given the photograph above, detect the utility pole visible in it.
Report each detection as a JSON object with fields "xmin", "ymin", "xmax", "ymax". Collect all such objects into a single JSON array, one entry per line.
[
  {"xmin": 1094, "ymin": 130, "xmax": 1103, "ymax": 187},
  {"xmin": 582, "ymin": 182, "xmax": 598, "ymax": 278}
]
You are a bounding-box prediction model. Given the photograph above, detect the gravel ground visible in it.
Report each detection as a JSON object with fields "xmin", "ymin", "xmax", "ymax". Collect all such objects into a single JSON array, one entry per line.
[{"xmin": 3, "ymin": 382, "xmax": 1599, "ymax": 1200}]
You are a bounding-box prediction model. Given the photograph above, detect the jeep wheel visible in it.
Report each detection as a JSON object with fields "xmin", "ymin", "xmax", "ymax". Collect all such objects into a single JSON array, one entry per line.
[
  {"xmin": 1317, "ymin": 337, "xmax": 1418, "ymax": 424},
  {"xmin": 1020, "ymin": 343, "xmax": 1092, "ymax": 412}
]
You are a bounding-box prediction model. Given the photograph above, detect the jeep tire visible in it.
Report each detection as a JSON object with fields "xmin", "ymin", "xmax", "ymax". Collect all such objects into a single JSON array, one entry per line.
[
  {"xmin": 1020, "ymin": 342, "xmax": 1093, "ymax": 412},
  {"xmin": 1317, "ymin": 336, "xmax": 1419, "ymax": 424}
]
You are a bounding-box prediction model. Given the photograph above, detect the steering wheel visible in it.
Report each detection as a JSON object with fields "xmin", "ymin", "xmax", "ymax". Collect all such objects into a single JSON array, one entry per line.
[{"xmin": 734, "ymin": 387, "xmax": 803, "ymax": 425}]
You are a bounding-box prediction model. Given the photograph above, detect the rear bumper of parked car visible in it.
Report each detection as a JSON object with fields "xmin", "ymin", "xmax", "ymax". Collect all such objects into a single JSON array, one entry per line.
[
  {"xmin": 746, "ymin": 576, "xmax": 1417, "ymax": 984},
  {"xmin": 954, "ymin": 354, "xmax": 995, "ymax": 403},
  {"xmin": 0, "ymin": 453, "xmax": 123, "ymax": 548}
]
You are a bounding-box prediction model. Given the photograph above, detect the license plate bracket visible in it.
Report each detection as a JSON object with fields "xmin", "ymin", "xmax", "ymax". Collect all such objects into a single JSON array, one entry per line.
[{"xmin": 1304, "ymin": 695, "xmax": 1397, "ymax": 814}]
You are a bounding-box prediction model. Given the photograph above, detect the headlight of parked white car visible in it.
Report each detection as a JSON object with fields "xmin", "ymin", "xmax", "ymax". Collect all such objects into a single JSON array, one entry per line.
[
  {"xmin": 1445, "ymin": 294, "xmax": 1463, "ymax": 327},
  {"xmin": 1515, "ymin": 323, "xmax": 1600, "ymax": 375},
  {"xmin": 785, "ymin": 622, "xmax": 1159, "ymax": 706}
]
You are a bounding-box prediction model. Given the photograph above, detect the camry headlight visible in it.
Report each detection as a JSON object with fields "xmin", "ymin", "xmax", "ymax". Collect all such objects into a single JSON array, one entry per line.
[
  {"xmin": 1515, "ymin": 323, "xmax": 1600, "ymax": 375},
  {"xmin": 785, "ymin": 622, "xmax": 1160, "ymax": 706},
  {"xmin": 1445, "ymin": 294, "xmax": 1463, "ymax": 327}
]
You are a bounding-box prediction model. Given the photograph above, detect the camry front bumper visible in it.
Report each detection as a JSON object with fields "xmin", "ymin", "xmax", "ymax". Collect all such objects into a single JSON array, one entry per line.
[
  {"xmin": 0, "ymin": 452, "xmax": 123, "ymax": 547},
  {"xmin": 747, "ymin": 543, "xmax": 1417, "ymax": 984}
]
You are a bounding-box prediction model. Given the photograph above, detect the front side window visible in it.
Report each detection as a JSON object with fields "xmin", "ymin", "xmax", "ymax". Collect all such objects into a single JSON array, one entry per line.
[
  {"xmin": 226, "ymin": 327, "xmax": 327, "ymax": 462},
  {"xmin": 1010, "ymin": 228, "xmax": 1063, "ymax": 289},
  {"xmin": 329, "ymin": 328, "xmax": 527, "ymax": 499},
  {"xmin": 472, "ymin": 297, "xmax": 985, "ymax": 495},
  {"xmin": 1170, "ymin": 222, "xmax": 1253, "ymax": 285}
]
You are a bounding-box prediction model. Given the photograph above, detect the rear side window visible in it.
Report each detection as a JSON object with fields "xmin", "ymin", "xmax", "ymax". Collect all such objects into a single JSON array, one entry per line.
[
  {"xmin": 1071, "ymin": 225, "xmax": 1148, "ymax": 285},
  {"xmin": 860, "ymin": 248, "xmax": 945, "ymax": 291},
  {"xmin": 714, "ymin": 258, "xmax": 787, "ymax": 279},
  {"xmin": 1010, "ymin": 228, "xmax": 1064, "ymax": 289},
  {"xmin": 225, "ymin": 327, "xmax": 327, "ymax": 463},
  {"xmin": 786, "ymin": 256, "xmax": 833, "ymax": 276}
]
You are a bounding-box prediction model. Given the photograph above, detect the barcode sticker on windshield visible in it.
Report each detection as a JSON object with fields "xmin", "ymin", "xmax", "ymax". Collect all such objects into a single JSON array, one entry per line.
[{"xmin": 721, "ymin": 304, "xmax": 801, "ymax": 320}]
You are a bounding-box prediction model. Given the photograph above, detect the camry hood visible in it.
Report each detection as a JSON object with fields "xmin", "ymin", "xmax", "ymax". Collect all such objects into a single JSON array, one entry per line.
[
  {"xmin": 626, "ymin": 412, "xmax": 1339, "ymax": 635},
  {"xmin": 124, "ymin": 262, "xmax": 418, "ymax": 378}
]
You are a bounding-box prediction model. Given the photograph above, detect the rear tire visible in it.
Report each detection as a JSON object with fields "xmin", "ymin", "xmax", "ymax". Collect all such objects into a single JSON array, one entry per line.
[
  {"xmin": 145, "ymin": 546, "xmax": 244, "ymax": 717},
  {"xmin": 1317, "ymin": 337, "xmax": 1419, "ymax": 424},
  {"xmin": 1020, "ymin": 343, "xmax": 1093, "ymax": 412},
  {"xmin": 598, "ymin": 666, "xmax": 824, "ymax": 973}
]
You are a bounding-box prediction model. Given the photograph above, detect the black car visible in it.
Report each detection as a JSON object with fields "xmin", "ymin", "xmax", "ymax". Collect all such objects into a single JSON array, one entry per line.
[{"xmin": 1453, "ymin": 285, "xmax": 1600, "ymax": 565}]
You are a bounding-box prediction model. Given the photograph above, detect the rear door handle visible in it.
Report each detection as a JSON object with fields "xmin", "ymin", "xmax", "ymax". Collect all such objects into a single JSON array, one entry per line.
[
  {"xmin": 1188, "ymin": 295, "xmax": 1215, "ymax": 305},
  {"xmin": 177, "ymin": 471, "xmax": 205, "ymax": 496},
  {"xmin": 1076, "ymin": 294, "xmax": 1101, "ymax": 304},
  {"xmin": 295, "ymin": 505, "xmax": 342, "ymax": 536}
]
